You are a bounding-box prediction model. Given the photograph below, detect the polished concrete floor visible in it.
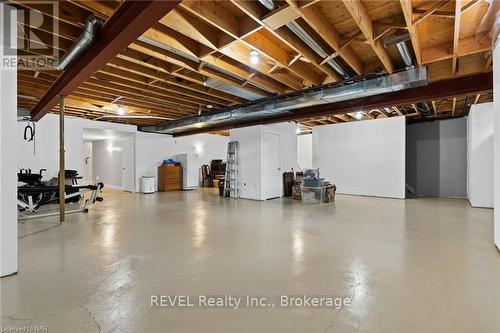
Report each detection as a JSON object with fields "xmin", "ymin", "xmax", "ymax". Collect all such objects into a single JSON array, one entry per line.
[{"xmin": 1, "ymin": 189, "xmax": 499, "ymax": 332}]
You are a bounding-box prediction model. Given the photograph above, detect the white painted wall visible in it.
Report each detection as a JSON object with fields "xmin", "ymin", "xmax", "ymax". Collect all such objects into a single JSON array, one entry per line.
[
  {"xmin": 17, "ymin": 114, "xmax": 137, "ymax": 181},
  {"xmin": 297, "ymin": 134, "xmax": 313, "ymax": 169},
  {"xmin": 171, "ymin": 134, "xmax": 230, "ymax": 174},
  {"xmin": 230, "ymin": 125, "xmax": 264, "ymax": 200},
  {"xmin": 230, "ymin": 122, "xmax": 298, "ymax": 200},
  {"xmin": 92, "ymin": 140, "xmax": 124, "ymax": 188},
  {"xmin": 493, "ymin": 39, "xmax": 500, "ymax": 249},
  {"xmin": 313, "ymin": 117, "xmax": 406, "ymax": 199},
  {"xmin": 467, "ymin": 103, "xmax": 494, "ymax": 208},
  {"xmin": 16, "ymin": 114, "xmax": 229, "ymax": 192},
  {"xmin": 135, "ymin": 132, "xmax": 173, "ymax": 191},
  {"xmin": 83, "ymin": 141, "xmax": 93, "ymax": 182},
  {"xmin": 0, "ymin": 3, "xmax": 17, "ymax": 276},
  {"xmin": 134, "ymin": 132, "xmax": 229, "ymax": 191},
  {"xmin": 17, "ymin": 116, "xmax": 79, "ymax": 180},
  {"xmin": 439, "ymin": 118, "xmax": 468, "ymax": 197},
  {"xmin": 406, "ymin": 118, "xmax": 467, "ymax": 198}
]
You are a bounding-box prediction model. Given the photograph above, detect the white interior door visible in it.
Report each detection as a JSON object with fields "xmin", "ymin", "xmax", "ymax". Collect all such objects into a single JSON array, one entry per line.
[
  {"xmin": 121, "ymin": 141, "xmax": 135, "ymax": 192},
  {"xmin": 264, "ymin": 132, "xmax": 281, "ymax": 199}
]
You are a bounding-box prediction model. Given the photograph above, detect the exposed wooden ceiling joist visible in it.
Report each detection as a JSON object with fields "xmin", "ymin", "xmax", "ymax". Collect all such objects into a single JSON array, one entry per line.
[
  {"xmin": 341, "ymin": 0, "xmax": 394, "ymax": 73},
  {"xmin": 452, "ymin": 0, "xmax": 463, "ymax": 74},
  {"xmin": 11, "ymin": 0, "xmax": 494, "ymax": 129},
  {"xmin": 31, "ymin": 0, "xmax": 183, "ymax": 121},
  {"xmin": 286, "ymin": 0, "xmax": 364, "ymax": 74},
  {"xmin": 400, "ymin": 0, "xmax": 422, "ymax": 64}
]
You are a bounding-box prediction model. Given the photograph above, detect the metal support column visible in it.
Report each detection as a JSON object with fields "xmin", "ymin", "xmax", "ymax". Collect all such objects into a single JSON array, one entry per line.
[{"xmin": 59, "ymin": 97, "xmax": 65, "ymax": 223}]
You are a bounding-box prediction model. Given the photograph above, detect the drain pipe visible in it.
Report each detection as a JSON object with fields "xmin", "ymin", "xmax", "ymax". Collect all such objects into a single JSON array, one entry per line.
[
  {"xmin": 258, "ymin": 0, "xmax": 350, "ymax": 79},
  {"xmin": 57, "ymin": 15, "xmax": 103, "ymax": 70}
]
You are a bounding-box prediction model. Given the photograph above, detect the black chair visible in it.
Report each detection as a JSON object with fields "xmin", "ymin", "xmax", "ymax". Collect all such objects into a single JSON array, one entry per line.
[
  {"xmin": 201, "ymin": 165, "xmax": 213, "ymax": 187},
  {"xmin": 210, "ymin": 160, "xmax": 225, "ymax": 180}
]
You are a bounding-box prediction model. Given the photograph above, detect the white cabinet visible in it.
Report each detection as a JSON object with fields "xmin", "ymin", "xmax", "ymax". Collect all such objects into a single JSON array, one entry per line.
[{"xmin": 175, "ymin": 153, "xmax": 199, "ymax": 190}]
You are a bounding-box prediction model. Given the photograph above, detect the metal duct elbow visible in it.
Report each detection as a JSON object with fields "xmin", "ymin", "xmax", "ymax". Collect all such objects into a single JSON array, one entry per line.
[
  {"xmin": 57, "ymin": 15, "xmax": 103, "ymax": 70},
  {"xmin": 258, "ymin": 0, "xmax": 275, "ymax": 10},
  {"xmin": 396, "ymin": 41, "xmax": 413, "ymax": 68},
  {"xmin": 286, "ymin": 21, "xmax": 350, "ymax": 79},
  {"xmin": 257, "ymin": 0, "xmax": 350, "ymax": 79},
  {"xmin": 383, "ymin": 31, "xmax": 414, "ymax": 68},
  {"xmin": 327, "ymin": 59, "xmax": 350, "ymax": 79}
]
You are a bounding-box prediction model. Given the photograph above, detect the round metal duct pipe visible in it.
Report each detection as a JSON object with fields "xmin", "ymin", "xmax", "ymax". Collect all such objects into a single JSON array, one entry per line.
[
  {"xmin": 396, "ymin": 41, "xmax": 414, "ymax": 68},
  {"xmin": 57, "ymin": 15, "xmax": 103, "ymax": 70}
]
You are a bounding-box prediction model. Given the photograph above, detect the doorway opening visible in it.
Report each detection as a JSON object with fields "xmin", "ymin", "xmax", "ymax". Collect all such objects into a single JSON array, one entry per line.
[{"xmin": 83, "ymin": 129, "xmax": 135, "ymax": 192}]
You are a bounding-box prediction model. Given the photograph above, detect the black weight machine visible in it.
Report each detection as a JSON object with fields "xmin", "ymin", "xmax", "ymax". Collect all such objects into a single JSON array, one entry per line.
[{"xmin": 17, "ymin": 169, "xmax": 104, "ymax": 221}]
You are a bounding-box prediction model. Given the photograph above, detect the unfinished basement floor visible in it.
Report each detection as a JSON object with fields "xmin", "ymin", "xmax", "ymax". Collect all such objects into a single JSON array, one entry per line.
[{"xmin": 1, "ymin": 189, "xmax": 499, "ymax": 333}]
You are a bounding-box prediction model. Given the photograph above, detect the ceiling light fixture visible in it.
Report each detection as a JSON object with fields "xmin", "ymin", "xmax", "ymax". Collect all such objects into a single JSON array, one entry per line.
[
  {"xmin": 117, "ymin": 107, "xmax": 125, "ymax": 115},
  {"xmin": 296, "ymin": 128, "xmax": 301, "ymax": 134},
  {"xmin": 354, "ymin": 111, "xmax": 363, "ymax": 120},
  {"xmin": 249, "ymin": 50, "xmax": 260, "ymax": 65}
]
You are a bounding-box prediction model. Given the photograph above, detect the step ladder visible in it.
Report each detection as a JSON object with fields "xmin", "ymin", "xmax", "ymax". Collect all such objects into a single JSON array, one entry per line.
[{"xmin": 224, "ymin": 141, "xmax": 240, "ymax": 198}]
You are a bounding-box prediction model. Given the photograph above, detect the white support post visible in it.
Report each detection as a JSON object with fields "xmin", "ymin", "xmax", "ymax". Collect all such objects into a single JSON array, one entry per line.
[
  {"xmin": 0, "ymin": 3, "xmax": 18, "ymax": 276},
  {"xmin": 494, "ymin": 37, "xmax": 500, "ymax": 250}
]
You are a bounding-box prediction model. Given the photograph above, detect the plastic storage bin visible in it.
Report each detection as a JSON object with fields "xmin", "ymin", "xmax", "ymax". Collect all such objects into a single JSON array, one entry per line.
[
  {"xmin": 303, "ymin": 178, "xmax": 324, "ymax": 187},
  {"xmin": 301, "ymin": 186, "xmax": 325, "ymax": 204}
]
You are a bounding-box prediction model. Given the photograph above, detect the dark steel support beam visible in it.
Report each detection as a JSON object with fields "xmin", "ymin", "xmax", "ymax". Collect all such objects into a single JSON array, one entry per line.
[
  {"xmin": 172, "ymin": 72, "xmax": 493, "ymax": 136},
  {"xmin": 31, "ymin": 0, "xmax": 181, "ymax": 121}
]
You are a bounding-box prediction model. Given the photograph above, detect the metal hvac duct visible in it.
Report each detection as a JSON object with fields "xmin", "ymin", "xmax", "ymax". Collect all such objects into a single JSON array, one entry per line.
[
  {"xmin": 138, "ymin": 35, "xmax": 200, "ymax": 63},
  {"xmin": 17, "ymin": 107, "xmax": 32, "ymax": 119},
  {"xmin": 93, "ymin": 115, "xmax": 172, "ymax": 121},
  {"xmin": 258, "ymin": 0, "xmax": 350, "ymax": 79},
  {"xmin": 383, "ymin": 31, "xmax": 414, "ymax": 68},
  {"xmin": 57, "ymin": 15, "xmax": 103, "ymax": 70},
  {"xmin": 286, "ymin": 22, "xmax": 350, "ymax": 79},
  {"xmin": 204, "ymin": 77, "xmax": 263, "ymax": 100},
  {"xmin": 259, "ymin": 0, "xmax": 275, "ymax": 10},
  {"xmin": 383, "ymin": 107, "xmax": 393, "ymax": 114},
  {"xmin": 138, "ymin": 67, "xmax": 427, "ymax": 135},
  {"xmin": 396, "ymin": 42, "xmax": 413, "ymax": 68}
]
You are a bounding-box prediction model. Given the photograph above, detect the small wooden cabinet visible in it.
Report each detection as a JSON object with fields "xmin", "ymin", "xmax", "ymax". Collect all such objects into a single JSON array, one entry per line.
[{"xmin": 158, "ymin": 165, "xmax": 182, "ymax": 191}]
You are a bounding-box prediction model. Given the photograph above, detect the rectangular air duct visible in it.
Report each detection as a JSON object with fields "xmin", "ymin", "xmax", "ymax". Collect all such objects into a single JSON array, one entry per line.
[{"xmin": 138, "ymin": 67, "xmax": 427, "ymax": 135}]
